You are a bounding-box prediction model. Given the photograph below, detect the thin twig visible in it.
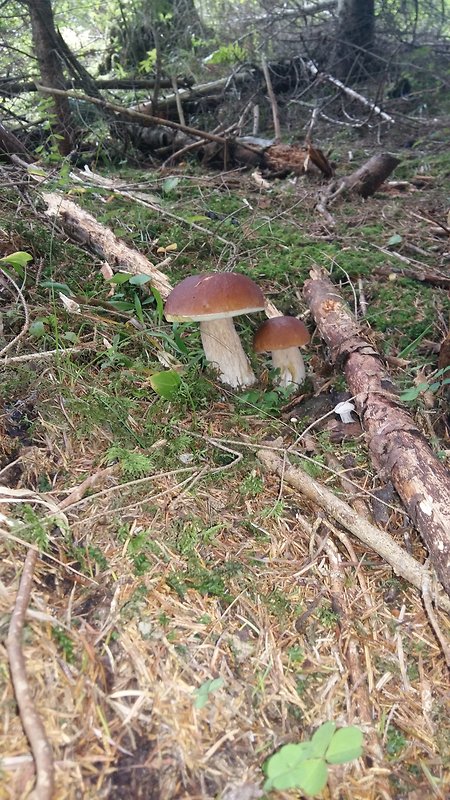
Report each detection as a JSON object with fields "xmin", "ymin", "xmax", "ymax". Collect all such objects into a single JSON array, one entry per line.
[
  {"xmin": 261, "ymin": 56, "xmax": 281, "ymax": 142},
  {"xmin": 0, "ymin": 268, "xmax": 30, "ymax": 357},
  {"xmin": 6, "ymin": 549, "xmax": 54, "ymax": 800},
  {"xmin": 257, "ymin": 443, "xmax": 450, "ymax": 612},
  {"xmin": 422, "ymin": 574, "xmax": 450, "ymax": 668},
  {"xmin": 0, "ymin": 345, "xmax": 96, "ymax": 365}
]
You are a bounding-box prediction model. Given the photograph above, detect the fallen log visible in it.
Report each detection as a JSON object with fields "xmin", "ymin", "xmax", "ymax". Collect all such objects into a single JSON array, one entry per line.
[
  {"xmin": 303, "ymin": 269, "xmax": 450, "ymax": 596},
  {"xmin": 316, "ymin": 153, "xmax": 400, "ymax": 225},
  {"xmin": 42, "ymin": 192, "xmax": 173, "ymax": 298}
]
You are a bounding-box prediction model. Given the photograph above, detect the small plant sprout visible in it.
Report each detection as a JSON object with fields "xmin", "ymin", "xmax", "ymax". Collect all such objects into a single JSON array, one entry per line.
[
  {"xmin": 164, "ymin": 273, "xmax": 265, "ymax": 388},
  {"xmin": 334, "ymin": 400, "xmax": 356, "ymax": 423},
  {"xmin": 263, "ymin": 721, "xmax": 363, "ymax": 796},
  {"xmin": 193, "ymin": 677, "xmax": 224, "ymax": 709},
  {"xmin": 253, "ymin": 316, "xmax": 310, "ymax": 387}
]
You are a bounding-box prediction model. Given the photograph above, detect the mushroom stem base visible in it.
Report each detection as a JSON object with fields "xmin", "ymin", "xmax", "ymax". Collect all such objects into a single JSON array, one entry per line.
[
  {"xmin": 271, "ymin": 347, "xmax": 306, "ymax": 387},
  {"xmin": 200, "ymin": 318, "xmax": 256, "ymax": 388}
]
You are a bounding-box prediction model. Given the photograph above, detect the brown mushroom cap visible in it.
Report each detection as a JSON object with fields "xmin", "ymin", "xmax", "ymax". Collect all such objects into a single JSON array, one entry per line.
[
  {"xmin": 253, "ymin": 317, "xmax": 310, "ymax": 352},
  {"xmin": 164, "ymin": 273, "xmax": 265, "ymax": 322}
]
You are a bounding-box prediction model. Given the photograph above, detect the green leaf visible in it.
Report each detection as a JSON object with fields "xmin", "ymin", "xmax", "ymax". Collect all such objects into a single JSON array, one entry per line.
[
  {"xmin": 263, "ymin": 743, "xmax": 314, "ymax": 790},
  {"xmin": 129, "ymin": 273, "xmax": 152, "ymax": 286},
  {"xmin": 428, "ymin": 382, "xmax": 441, "ymax": 393},
  {"xmin": 193, "ymin": 677, "xmax": 224, "ymax": 709},
  {"xmin": 134, "ymin": 293, "xmax": 144, "ymax": 323},
  {"xmin": 162, "ymin": 176, "xmax": 180, "ymax": 194},
  {"xmin": 108, "ymin": 272, "xmax": 131, "ymax": 285},
  {"xmin": 151, "ymin": 286, "xmax": 164, "ymax": 321},
  {"xmin": 186, "ymin": 214, "xmax": 209, "ymax": 223},
  {"xmin": 400, "ymin": 386, "xmax": 421, "ymax": 401},
  {"xmin": 310, "ymin": 722, "xmax": 337, "ymax": 757},
  {"xmin": 29, "ymin": 320, "xmax": 46, "ymax": 338},
  {"xmin": 40, "ymin": 280, "xmax": 72, "ymax": 294},
  {"xmin": 325, "ymin": 726, "xmax": 363, "ymax": 764},
  {"xmin": 107, "ymin": 300, "xmax": 134, "ymax": 312},
  {"xmin": 387, "ymin": 234, "xmax": 402, "ymax": 246},
  {"xmin": 149, "ymin": 370, "xmax": 181, "ymax": 399},
  {"xmin": 0, "ymin": 251, "xmax": 33, "ymax": 269},
  {"xmin": 63, "ymin": 331, "xmax": 78, "ymax": 343},
  {"xmin": 297, "ymin": 758, "xmax": 329, "ymax": 795}
]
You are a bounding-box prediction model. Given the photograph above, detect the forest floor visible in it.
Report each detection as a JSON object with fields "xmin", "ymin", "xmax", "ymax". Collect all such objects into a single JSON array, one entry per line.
[{"xmin": 0, "ymin": 114, "xmax": 449, "ymax": 800}]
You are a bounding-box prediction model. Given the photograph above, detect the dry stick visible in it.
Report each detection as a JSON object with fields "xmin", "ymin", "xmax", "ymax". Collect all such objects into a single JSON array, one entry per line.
[
  {"xmin": 0, "ymin": 345, "xmax": 96, "ymax": 365},
  {"xmin": 261, "ymin": 57, "xmax": 281, "ymax": 143},
  {"xmin": 6, "ymin": 549, "xmax": 54, "ymax": 800},
  {"xmin": 170, "ymin": 74, "xmax": 186, "ymax": 127},
  {"xmin": 304, "ymin": 270, "xmax": 450, "ymax": 595},
  {"xmin": 256, "ymin": 446, "xmax": 450, "ymax": 613},
  {"xmin": 304, "ymin": 61, "xmax": 395, "ymax": 124}
]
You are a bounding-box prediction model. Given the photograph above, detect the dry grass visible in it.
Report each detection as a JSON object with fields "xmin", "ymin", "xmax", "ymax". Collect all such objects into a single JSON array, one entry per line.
[{"xmin": 1, "ymin": 398, "xmax": 449, "ymax": 799}]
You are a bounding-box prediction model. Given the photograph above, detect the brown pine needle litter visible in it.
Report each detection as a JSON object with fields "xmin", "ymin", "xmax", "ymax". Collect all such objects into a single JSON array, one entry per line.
[{"xmin": 1, "ymin": 396, "xmax": 449, "ymax": 800}]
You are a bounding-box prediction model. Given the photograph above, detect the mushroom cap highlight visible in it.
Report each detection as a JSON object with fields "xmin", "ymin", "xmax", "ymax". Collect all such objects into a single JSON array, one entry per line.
[
  {"xmin": 253, "ymin": 316, "xmax": 310, "ymax": 352},
  {"xmin": 164, "ymin": 273, "xmax": 265, "ymax": 322}
]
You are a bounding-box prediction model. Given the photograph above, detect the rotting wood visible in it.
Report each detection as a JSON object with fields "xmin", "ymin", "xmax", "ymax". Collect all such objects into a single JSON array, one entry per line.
[
  {"xmin": 303, "ymin": 269, "xmax": 450, "ymax": 595},
  {"xmin": 42, "ymin": 192, "xmax": 173, "ymax": 298},
  {"xmin": 342, "ymin": 153, "xmax": 400, "ymax": 197},
  {"xmin": 257, "ymin": 444, "xmax": 450, "ymax": 612}
]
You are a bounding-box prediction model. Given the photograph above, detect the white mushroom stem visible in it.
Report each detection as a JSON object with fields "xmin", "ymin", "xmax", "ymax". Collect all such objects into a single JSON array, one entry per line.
[
  {"xmin": 200, "ymin": 318, "xmax": 256, "ymax": 388},
  {"xmin": 271, "ymin": 347, "xmax": 306, "ymax": 387}
]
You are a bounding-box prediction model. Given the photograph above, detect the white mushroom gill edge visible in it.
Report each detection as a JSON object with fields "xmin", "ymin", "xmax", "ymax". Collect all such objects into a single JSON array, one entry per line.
[
  {"xmin": 200, "ymin": 318, "xmax": 256, "ymax": 388},
  {"xmin": 271, "ymin": 347, "xmax": 306, "ymax": 387}
]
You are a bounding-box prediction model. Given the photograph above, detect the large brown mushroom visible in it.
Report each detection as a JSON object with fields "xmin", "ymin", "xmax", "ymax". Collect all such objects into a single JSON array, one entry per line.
[
  {"xmin": 253, "ymin": 316, "xmax": 310, "ymax": 387},
  {"xmin": 164, "ymin": 273, "xmax": 265, "ymax": 388}
]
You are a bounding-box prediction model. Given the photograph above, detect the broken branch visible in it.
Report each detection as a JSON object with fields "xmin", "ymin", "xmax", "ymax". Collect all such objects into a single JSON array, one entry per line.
[
  {"xmin": 304, "ymin": 270, "xmax": 450, "ymax": 595},
  {"xmin": 257, "ymin": 445, "xmax": 450, "ymax": 612}
]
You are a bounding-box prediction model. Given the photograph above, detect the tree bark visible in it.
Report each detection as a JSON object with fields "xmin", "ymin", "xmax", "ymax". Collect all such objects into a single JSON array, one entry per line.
[
  {"xmin": 343, "ymin": 153, "xmax": 400, "ymax": 197},
  {"xmin": 303, "ymin": 270, "xmax": 450, "ymax": 596},
  {"xmin": 22, "ymin": 0, "xmax": 74, "ymax": 155},
  {"xmin": 335, "ymin": 0, "xmax": 375, "ymax": 80},
  {"xmin": 42, "ymin": 193, "xmax": 173, "ymax": 298}
]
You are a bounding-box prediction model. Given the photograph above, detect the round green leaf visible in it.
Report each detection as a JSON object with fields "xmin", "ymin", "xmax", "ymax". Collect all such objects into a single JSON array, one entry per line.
[
  {"xmin": 149, "ymin": 370, "xmax": 181, "ymax": 399},
  {"xmin": 264, "ymin": 742, "xmax": 313, "ymax": 790},
  {"xmin": 297, "ymin": 757, "xmax": 329, "ymax": 795},
  {"xmin": 310, "ymin": 722, "xmax": 337, "ymax": 757},
  {"xmin": 108, "ymin": 272, "xmax": 131, "ymax": 285},
  {"xmin": 325, "ymin": 726, "xmax": 363, "ymax": 764},
  {"xmin": 129, "ymin": 273, "xmax": 152, "ymax": 286},
  {"xmin": 29, "ymin": 320, "xmax": 46, "ymax": 338}
]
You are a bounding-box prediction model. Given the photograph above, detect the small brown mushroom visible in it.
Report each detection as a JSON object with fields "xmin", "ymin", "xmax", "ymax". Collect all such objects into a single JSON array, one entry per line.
[
  {"xmin": 253, "ymin": 316, "xmax": 310, "ymax": 387},
  {"xmin": 164, "ymin": 273, "xmax": 265, "ymax": 388}
]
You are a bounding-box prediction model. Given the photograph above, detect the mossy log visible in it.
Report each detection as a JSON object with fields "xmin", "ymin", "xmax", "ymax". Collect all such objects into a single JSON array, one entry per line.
[{"xmin": 304, "ymin": 269, "xmax": 450, "ymax": 596}]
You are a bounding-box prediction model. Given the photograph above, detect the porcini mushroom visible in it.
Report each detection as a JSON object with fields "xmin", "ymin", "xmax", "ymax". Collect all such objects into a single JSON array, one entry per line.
[
  {"xmin": 253, "ymin": 316, "xmax": 310, "ymax": 387},
  {"xmin": 164, "ymin": 273, "xmax": 265, "ymax": 388}
]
